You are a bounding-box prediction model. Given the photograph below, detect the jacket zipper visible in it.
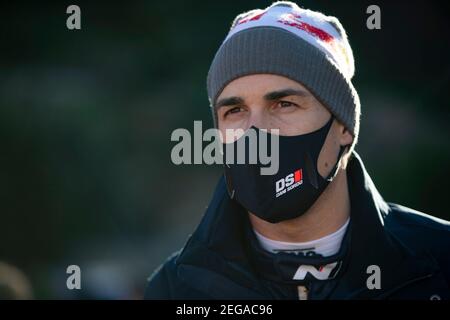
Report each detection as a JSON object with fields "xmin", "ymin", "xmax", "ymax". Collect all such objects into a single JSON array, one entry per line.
[{"xmin": 297, "ymin": 285, "xmax": 309, "ymax": 300}]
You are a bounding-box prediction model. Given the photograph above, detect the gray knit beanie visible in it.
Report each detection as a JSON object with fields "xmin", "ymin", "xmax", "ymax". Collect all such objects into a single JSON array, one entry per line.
[{"xmin": 206, "ymin": 1, "xmax": 360, "ymax": 145}]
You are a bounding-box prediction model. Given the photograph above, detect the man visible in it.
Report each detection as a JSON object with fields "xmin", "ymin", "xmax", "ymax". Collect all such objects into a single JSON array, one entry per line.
[{"xmin": 145, "ymin": 1, "xmax": 450, "ymax": 299}]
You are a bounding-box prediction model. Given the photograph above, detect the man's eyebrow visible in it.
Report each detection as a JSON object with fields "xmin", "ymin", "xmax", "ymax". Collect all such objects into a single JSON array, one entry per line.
[
  {"xmin": 214, "ymin": 88, "xmax": 309, "ymax": 109},
  {"xmin": 215, "ymin": 96, "xmax": 244, "ymax": 109},
  {"xmin": 264, "ymin": 88, "xmax": 310, "ymax": 101}
]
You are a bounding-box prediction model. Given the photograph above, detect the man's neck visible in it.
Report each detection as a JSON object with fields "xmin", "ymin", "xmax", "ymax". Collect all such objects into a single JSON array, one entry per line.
[{"xmin": 248, "ymin": 168, "xmax": 351, "ymax": 243}]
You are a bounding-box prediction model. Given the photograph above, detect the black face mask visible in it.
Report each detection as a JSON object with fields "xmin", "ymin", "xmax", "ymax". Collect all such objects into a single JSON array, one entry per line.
[{"xmin": 222, "ymin": 116, "xmax": 347, "ymax": 223}]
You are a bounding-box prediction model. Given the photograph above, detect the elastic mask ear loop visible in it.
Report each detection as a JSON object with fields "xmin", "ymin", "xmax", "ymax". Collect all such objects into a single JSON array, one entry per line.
[{"xmin": 326, "ymin": 144, "xmax": 350, "ymax": 182}]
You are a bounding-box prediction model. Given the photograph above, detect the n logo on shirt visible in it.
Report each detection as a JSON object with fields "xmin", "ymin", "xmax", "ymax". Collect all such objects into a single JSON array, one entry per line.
[{"xmin": 293, "ymin": 261, "xmax": 342, "ymax": 280}]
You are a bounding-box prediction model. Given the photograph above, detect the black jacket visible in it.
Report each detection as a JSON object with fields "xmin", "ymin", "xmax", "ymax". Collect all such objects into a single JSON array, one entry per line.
[{"xmin": 145, "ymin": 152, "xmax": 450, "ymax": 299}]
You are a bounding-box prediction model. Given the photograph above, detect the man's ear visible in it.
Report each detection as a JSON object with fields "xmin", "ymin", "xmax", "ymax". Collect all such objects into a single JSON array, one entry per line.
[
  {"xmin": 335, "ymin": 122, "xmax": 353, "ymax": 168},
  {"xmin": 340, "ymin": 124, "xmax": 354, "ymax": 147}
]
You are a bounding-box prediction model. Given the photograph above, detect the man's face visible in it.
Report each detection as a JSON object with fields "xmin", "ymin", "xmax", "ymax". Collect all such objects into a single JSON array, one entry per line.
[{"xmin": 215, "ymin": 74, "xmax": 353, "ymax": 176}]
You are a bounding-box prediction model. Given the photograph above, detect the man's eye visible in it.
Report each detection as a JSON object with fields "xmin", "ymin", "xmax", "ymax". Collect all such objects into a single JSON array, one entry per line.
[
  {"xmin": 224, "ymin": 106, "xmax": 242, "ymax": 117},
  {"xmin": 278, "ymin": 100, "xmax": 297, "ymax": 108}
]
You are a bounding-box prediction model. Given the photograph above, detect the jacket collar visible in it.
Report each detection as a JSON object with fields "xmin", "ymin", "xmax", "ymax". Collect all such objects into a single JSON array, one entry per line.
[
  {"xmin": 176, "ymin": 152, "xmax": 439, "ymax": 299},
  {"xmin": 329, "ymin": 152, "xmax": 438, "ymax": 299}
]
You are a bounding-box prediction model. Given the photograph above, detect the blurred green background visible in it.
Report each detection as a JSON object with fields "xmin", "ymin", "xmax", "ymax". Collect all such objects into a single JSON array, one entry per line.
[{"xmin": 0, "ymin": 0, "xmax": 449, "ymax": 299}]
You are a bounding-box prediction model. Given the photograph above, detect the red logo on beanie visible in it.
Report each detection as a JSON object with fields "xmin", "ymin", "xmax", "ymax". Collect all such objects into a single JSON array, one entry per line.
[
  {"xmin": 237, "ymin": 10, "xmax": 267, "ymax": 26},
  {"xmin": 277, "ymin": 13, "xmax": 334, "ymax": 42}
]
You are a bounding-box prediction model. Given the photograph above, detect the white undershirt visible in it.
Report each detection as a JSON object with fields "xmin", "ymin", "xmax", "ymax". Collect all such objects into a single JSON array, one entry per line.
[{"xmin": 253, "ymin": 218, "xmax": 350, "ymax": 257}]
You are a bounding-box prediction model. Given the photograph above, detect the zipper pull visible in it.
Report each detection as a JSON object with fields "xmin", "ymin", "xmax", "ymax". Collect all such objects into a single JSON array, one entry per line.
[{"xmin": 297, "ymin": 285, "xmax": 309, "ymax": 300}]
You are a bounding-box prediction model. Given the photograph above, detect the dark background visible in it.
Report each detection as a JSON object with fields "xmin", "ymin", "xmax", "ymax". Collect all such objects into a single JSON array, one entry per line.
[{"xmin": 0, "ymin": 0, "xmax": 449, "ymax": 299}]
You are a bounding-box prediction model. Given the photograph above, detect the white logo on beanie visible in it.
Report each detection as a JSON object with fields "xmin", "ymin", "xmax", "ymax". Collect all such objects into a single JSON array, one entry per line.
[{"xmin": 225, "ymin": 1, "xmax": 355, "ymax": 80}]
